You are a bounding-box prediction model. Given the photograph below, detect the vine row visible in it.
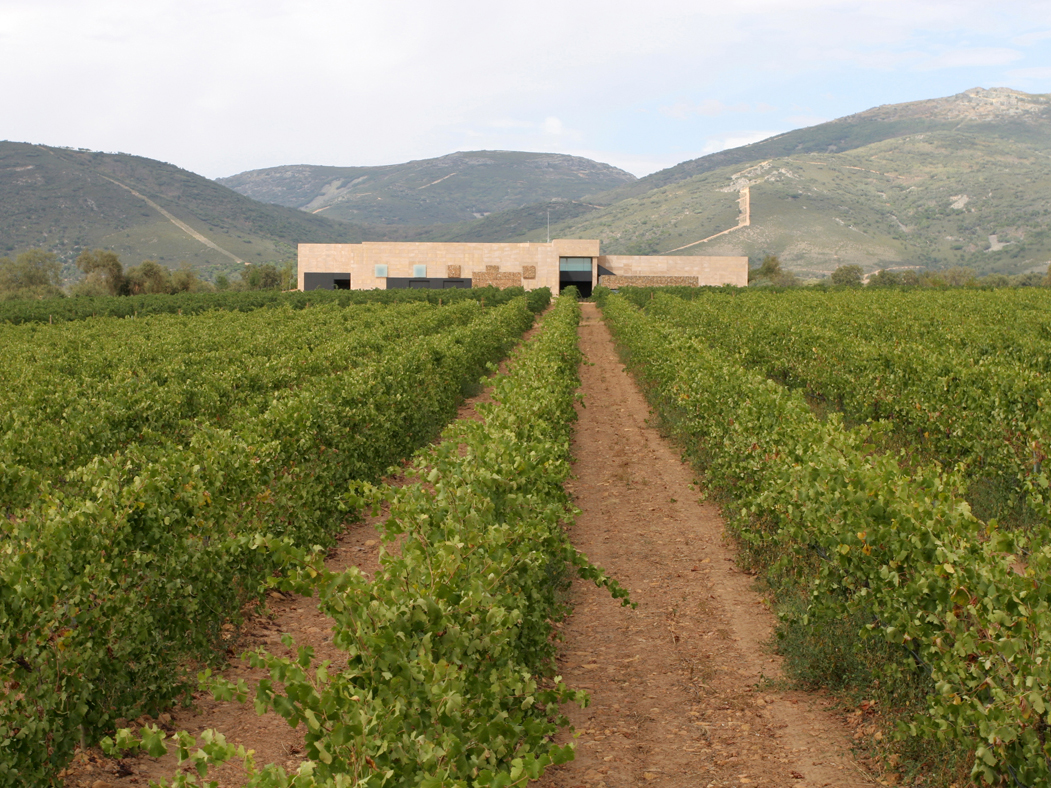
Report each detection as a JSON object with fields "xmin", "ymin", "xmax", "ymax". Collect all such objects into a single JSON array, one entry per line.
[
  {"xmin": 1, "ymin": 293, "xmax": 547, "ymax": 786},
  {"xmin": 601, "ymin": 293, "xmax": 1051, "ymax": 786},
  {"xmin": 107, "ymin": 291, "xmax": 631, "ymax": 787}
]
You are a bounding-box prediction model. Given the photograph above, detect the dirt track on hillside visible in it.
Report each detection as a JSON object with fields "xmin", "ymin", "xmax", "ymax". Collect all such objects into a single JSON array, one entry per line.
[{"xmin": 534, "ymin": 303, "xmax": 873, "ymax": 788}]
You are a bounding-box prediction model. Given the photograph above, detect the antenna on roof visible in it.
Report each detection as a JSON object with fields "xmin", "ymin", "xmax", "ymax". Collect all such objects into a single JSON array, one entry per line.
[{"xmin": 547, "ymin": 208, "xmax": 551, "ymax": 243}]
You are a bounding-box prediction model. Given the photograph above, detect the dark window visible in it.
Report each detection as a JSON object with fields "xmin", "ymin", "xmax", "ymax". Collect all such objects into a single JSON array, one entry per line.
[
  {"xmin": 386, "ymin": 277, "xmax": 471, "ymax": 290},
  {"xmin": 559, "ymin": 257, "xmax": 593, "ymax": 272},
  {"xmin": 303, "ymin": 272, "xmax": 352, "ymax": 291}
]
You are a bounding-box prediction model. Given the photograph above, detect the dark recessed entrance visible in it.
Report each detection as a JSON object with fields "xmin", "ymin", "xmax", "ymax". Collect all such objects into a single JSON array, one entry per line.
[{"xmin": 559, "ymin": 257, "xmax": 593, "ymax": 297}]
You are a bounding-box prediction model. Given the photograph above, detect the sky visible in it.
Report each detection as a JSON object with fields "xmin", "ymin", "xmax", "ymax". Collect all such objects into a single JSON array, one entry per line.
[{"xmin": 3, "ymin": 0, "xmax": 1051, "ymax": 180}]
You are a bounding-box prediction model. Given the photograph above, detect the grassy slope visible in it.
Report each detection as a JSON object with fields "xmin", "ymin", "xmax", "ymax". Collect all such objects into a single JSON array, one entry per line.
[
  {"xmin": 0, "ymin": 142, "xmax": 363, "ymax": 281},
  {"xmin": 218, "ymin": 150, "xmax": 637, "ymax": 226}
]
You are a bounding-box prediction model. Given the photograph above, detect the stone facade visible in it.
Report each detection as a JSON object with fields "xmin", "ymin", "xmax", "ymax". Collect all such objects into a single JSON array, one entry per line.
[
  {"xmin": 599, "ymin": 275, "xmax": 699, "ymax": 288},
  {"xmin": 298, "ymin": 239, "xmax": 599, "ymax": 293},
  {"xmin": 472, "ymin": 268, "xmax": 523, "ymax": 289},
  {"xmin": 597, "ymin": 255, "xmax": 747, "ymax": 288},
  {"xmin": 297, "ymin": 240, "xmax": 748, "ymax": 292}
]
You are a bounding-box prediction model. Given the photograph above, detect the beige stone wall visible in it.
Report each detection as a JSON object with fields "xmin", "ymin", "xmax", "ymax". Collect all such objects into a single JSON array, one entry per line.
[
  {"xmin": 472, "ymin": 271, "xmax": 523, "ymax": 289},
  {"xmin": 599, "ymin": 254, "xmax": 748, "ymax": 287},
  {"xmin": 297, "ymin": 241, "xmax": 747, "ymax": 292},
  {"xmin": 600, "ymin": 275, "xmax": 699, "ymax": 288},
  {"xmin": 299, "ymin": 239, "xmax": 601, "ymax": 292},
  {"xmin": 297, "ymin": 244, "xmax": 362, "ymax": 290}
]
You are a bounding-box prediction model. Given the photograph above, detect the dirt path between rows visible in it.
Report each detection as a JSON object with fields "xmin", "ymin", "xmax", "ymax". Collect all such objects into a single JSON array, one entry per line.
[{"xmin": 534, "ymin": 303, "xmax": 874, "ymax": 788}]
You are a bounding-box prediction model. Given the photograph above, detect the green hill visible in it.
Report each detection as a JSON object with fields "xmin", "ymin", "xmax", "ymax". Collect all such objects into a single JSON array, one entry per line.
[
  {"xmin": 457, "ymin": 88, "xmax": 1051, "ymax": 277},
  {"xmin": 591, "ymin": 86, "xmax": 1051, "ymax": 204},
  {"xmin": 7, "ymin": 88, "xmax": 1050, "ymax": 283},
  {"xmin": 218, "ymin": 150, "xmax": 636, "ymax": 226},
  {"xmin": 0, "ymin": 141, "xmax": 363, "ymax": 282}
]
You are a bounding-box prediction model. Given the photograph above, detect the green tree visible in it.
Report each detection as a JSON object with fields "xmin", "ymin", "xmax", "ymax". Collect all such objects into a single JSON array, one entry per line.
[
  {"xmin": 749, "ymin": 255, "xmax": 799, "ymax": 287},
  {"xmin": 750, "ymin": 254, "xmax": 782, "ymax": 283},
  {"xmin": 1015, "ymin": 271, "xmax": 1045, "ymax": 287},
  {"xmin": 170, "ymin": 264, "xmax": 200, "ymax": 293},
  {"xmin": 279, "ymin": 260, "xmax": 297, "ymax": 291},
  {"xmin": 242, "ymin": 263, "xmax": 281, "ymax": 290},
  {"xmin": 0, "ymin": 249, "xmax": 64, "ymax": 299},
  {"xmin": 940, "ymin": 266, "xmax": 976, "ymax": 287},
  {"xmin": 214, "ymin": 274, "xmax": 230, "ymax": 291},
  {"xmin": 830, "ymin": 264, "xmax": 863, "ymax": 287},
  {"xmin": 126, "ymin": 260, "xmax": 172, "ymax": 294},
  {"xmin": 867, "ymin": 269, "xmax": 901, "ymax": 287},
  {"xmin": 898, "ymin": 270, "xmax": 921, "ymax": 286},
  {"xmin": 76, "ymin": 249, "xmax": 127, "ymax": 296},
  {"xmin": 979, "ymin": 273, "xmax": 1011, "ymax": 288}
]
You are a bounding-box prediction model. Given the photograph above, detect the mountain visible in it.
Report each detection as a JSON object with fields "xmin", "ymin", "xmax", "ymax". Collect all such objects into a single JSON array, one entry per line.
[
  {"xmin": 592, "ymin": 86, "xmax": 1051, "ymax": 204},
  {"xmin": 0, "ymin": 141, "xmax": 362, "ymax": 281},
  {"xmin": 217, "ymin": 151, "xmax": 636, "ymax": 226},
  {"xmin": 469, "ymin": 88, "xmax": 1051, "ymax": 277},
  {"xmin": 8, "ymin": 88, "xmax": 1049, "ymax": 283}
]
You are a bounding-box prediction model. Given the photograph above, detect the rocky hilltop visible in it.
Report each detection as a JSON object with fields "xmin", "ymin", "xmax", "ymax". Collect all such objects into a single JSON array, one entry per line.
[{"xmin": 855, "ymin": 87, "xmax": 1051, "ymax": 124}]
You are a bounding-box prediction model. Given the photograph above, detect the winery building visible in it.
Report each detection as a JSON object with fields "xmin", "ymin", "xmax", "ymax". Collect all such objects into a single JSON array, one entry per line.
[{"xmin": 298, "ymin": 239, "xmax": 747, "ymax": 298}]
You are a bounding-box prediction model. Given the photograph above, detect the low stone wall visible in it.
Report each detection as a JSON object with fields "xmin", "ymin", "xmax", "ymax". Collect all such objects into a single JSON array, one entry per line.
[
  {"xmin": 599, "ymin": 275, "xmax": 699, "ymax": 288},
  {"xmin": 472, "ymin": 272, "xmax": 523, "ymax": 289}
]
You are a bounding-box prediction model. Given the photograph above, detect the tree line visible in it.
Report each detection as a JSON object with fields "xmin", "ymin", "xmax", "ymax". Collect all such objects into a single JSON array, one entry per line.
[
  {"xmin": 0, "ymin": 248, "xmax": 297, "ymax": 301},
  {"xmin": 748, "ymin": 255, "xmax": 1051, "ymax": 288}
]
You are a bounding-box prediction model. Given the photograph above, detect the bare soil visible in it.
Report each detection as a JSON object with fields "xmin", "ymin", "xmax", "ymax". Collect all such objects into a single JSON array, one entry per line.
[
  {"xmin": 63, "ymin": 304, "xmax": 874, "ymax": 788},
  {"xmin": 533, "ymin": 304, "xmax": 874, "ymax": 788}
]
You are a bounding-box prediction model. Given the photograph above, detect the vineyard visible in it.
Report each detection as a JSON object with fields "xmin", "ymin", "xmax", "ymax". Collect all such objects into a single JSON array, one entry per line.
[
  {"xmin": 5, "ymin": 283, "xmax": 1051, "ymax": 787},
  {"xmin": 0, "ymin": 287, "xmax": 556, "ymax": 785},
  {"xmin": 599, "ymin": 286, "xmax": 1051, "ymax": 786},
  {"xmin": 0, "ymin": 285, "xmax": 532, "ymax": 326}
]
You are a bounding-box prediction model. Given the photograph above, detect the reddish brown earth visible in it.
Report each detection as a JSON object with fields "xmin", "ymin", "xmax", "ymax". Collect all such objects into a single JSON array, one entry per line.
[
  {"xmin": 534, "ymin": 303, "xmax": 874, "ymax": 788},
  {"xmin": 63, "ymin": 303, "xmax": 874, "ymax": 788},
  {"xmin": 61, "ymin": 514, "xmax": 387, "ymax": 788}
]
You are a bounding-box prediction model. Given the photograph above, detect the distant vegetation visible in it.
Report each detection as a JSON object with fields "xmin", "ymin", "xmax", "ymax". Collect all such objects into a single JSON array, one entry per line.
[
  {"xmin": 0, "ymin": 276, "xmax": 546, "ymax": 325},
  {"xmin": 0, "ymin": 249, "xmax": 65, "ymax": 300},
  {"xmin": 747, "ymin": 255, "xmax": 1046, "ymax": 288},
  {"xmin": 0, "ymin": 247, "xmax": 299, "ymax": 301}
]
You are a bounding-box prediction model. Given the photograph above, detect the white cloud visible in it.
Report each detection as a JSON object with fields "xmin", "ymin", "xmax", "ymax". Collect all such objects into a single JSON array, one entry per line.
[
  {"xmin": 1013, "ymin": 29, "xmax": 1051, "ymax": 46},
  {"xmin": 487, "ymin": 118, "xmax": 536, "ymax": 130},
  {"xmin": 659, "ymin": 99, "xmax": 752, "ymax": 119},
  {"xmin": 1007, "ymin": 66, "xmax": 1051, "ymax": 81},
  {"xmin": 1004, "ymin": 65, "xmax": 1051, "ymax": 93},
  {"xmin": 918, "ymin": 47, "xmax": 1024, "ymax": 70},
  {"xmin": 542, "ymin": 117, "xmax": 566, "ymax": 136}
]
